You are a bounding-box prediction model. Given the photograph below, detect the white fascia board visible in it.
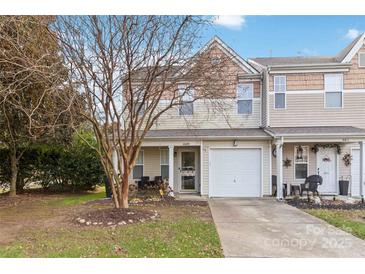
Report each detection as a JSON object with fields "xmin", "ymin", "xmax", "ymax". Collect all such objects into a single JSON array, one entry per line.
[
  {"xmin": 269, "ymin": 68, "xmax": 350, "ymax": 74},
  {"xmin": 342, "ymin": 33, "xmax": 365, "ymax": 63}
]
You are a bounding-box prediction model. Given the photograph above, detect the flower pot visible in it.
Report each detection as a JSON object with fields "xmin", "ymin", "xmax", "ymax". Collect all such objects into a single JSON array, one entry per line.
[{"xmin": 339, "ymin": 180, "xmax": 349, "ymax": 196}]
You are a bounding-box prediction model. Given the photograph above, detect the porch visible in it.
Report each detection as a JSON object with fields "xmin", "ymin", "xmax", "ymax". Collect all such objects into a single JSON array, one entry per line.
[
  {"xmin": 268, "ymin": 126, "xmax": 365, "ymax": 200},
  {"xmin": 129, "ymin": 144, "xmax": 202, "ymax": 194}
]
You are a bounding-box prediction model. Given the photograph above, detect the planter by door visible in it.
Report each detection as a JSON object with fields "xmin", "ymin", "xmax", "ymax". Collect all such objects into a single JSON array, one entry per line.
[{"xmin": 316, "ymin": 147, "xmax": 338, "ymax": 194}]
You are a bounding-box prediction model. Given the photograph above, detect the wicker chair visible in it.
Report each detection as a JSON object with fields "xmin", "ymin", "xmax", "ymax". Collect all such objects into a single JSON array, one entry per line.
[{"xmin": 300, "ymin": 175, "xmax": 323, "ymax": 198}]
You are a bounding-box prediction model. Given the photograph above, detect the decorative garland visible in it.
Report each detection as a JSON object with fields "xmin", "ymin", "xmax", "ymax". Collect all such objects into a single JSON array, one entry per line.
[{"xmin": 311, "ymin": 144, "xmax": 341, "ymax": 155}]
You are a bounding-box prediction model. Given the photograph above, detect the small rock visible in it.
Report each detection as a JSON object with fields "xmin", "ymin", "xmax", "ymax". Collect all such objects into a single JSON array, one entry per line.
[
  {"xmin": 118, "ymin": 222, "xmax": 125, "ymax": 225},
  {"xmin": 151, "ymin": 216, "xmax": 156, "ymax": 219},
  {"xmin": 127, "ymin": 212, "xmax": 135, "ymax": 215},
  {"xmin": 93, "ymin": 222, "xmax": 98, "ymax": 225},
  {"xmin": 345, "ymin": 198, "xmax": 356, "ymax": 204},
  {"xmin": 98, "ymin": 222, "xmax": 103, "ymax": 225},
  {"xmin": 313, "ymin": 196, "xmax": 322, "ymax": 205},
  {"xmin": 79, "ymin": 219, "xmax": 86, "ymax": 224},
  {"xmin": 107, "ymin": 222, "xmax": 114, "ymax": 226},
  {"xmin": 86, "ymin": 221, "xmax": 91, "ymax": 226},
  {"xmin": 128, "ymin": 219, "xmax": 133, "ymax": 223},
  {"xmin": 76, "ymin": 217, "xmax": 81, "ymax": 221}
]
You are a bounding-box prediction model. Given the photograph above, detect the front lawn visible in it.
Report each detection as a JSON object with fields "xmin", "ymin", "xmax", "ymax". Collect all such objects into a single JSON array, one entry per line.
[
  {"xmin": 304, "ymin": 209, "xmax": 365, "ymax": 240},
  {"xmin": 0, "ymin": 191, "xmax": 222, "ymax": 258}
]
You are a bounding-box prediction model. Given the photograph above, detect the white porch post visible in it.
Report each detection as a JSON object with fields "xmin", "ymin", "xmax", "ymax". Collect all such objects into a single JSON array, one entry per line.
[
  {"xmin": 275, "ymin": 138, "xmax": 284, "ymax": 200},
  {"xmin": 360, "ymin": 141, "xmax": 364, "ymax": 202},
  {"xmin": 112, "ymin": 148, "xmax": 119, "ymax": 175},
  {"xmin": 168, "ymin": 145, "xmax": 174, "ymax": 191}
]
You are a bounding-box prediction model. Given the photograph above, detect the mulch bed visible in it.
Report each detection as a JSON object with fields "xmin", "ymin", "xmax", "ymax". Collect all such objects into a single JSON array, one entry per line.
[
  {"xmin": 75, "ymin": 208, "xmax": 159, "ymax": 227},
  {"xmin": 287, "ymin": 198, "xmax": 365, "ymax": 210},
  {"xmin": 86, "ymin": 196, "xmax": 208, "ymax": 208}
]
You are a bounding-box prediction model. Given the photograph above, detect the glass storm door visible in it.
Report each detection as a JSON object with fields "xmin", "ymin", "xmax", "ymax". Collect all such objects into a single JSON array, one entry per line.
[{"xmin": 180, "ymin": 151, "xmax": 196, "ymax": 191}]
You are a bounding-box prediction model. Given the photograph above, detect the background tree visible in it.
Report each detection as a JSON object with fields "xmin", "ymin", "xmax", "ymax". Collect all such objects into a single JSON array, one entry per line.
[
  {"xmin": 0, "ymin": 16, "xmax": 68, "ymax": 196},
  {"xmin": 54, "ymin": 16, "xmax": 233, "ymax": 208}
]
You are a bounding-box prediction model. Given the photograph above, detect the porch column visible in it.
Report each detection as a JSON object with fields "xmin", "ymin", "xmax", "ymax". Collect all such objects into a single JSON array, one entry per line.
[
  {"xmin": 360, "ymin": 141, "xmax": 364, "ymax": 202},
  {"xmin": 168, "ymin": 145, "xmax": 174, "ymax": 191},
  {"xmin": 112, "ymin": 147, "xmax": 119, "ymax": 175},
  {"xmin": 275, "ymin": 138, "xmax": 284, "ymax": 200}
]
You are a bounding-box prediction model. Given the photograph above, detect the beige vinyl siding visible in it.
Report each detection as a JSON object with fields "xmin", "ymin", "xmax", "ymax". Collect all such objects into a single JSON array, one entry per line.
[
  {"xmin": 153, "ymin": 98, "xmax": 262, "ymax": 129},
  {"xmin": 201, "ymin": 140, "xmax": 271, "ymax": 196},
  {"xmin": 272, "ymin": 143, "xmax": 356, "ymax": 187},
  {"xmin": 269, "ymin": 92, "xmax": 365, "ymax": 129},
  {"xmin": 128, "ymin": 147, "xmax": 162, "ymax": 183}
]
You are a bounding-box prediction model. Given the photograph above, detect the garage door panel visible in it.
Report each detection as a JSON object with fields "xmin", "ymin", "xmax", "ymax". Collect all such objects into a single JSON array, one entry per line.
[{"xmin": 210, "ymin": 148, "xmax": 261, "ymax": 197}]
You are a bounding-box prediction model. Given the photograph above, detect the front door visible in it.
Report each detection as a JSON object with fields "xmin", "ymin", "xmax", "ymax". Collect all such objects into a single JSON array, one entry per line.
[
  {"xmin": 179, "ymin": 150, "xmax": 197, "ymax": 192},
  {"xmin": 317, "ymin": 147, "xmax": 337, "ymax": 194}
]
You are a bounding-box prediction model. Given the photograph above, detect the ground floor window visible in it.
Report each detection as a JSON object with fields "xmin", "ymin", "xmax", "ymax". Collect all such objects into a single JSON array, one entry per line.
[
  {"xmin": 160, "ymin": 149, "xmax": 169, "ymax": 179},
  {"xmin": 133, "ymin": 151, "xmax": 144, "ymax": 179},
  {"xmin": 294, "ymin": 145, "xmax": 308, "ymax": 179}
]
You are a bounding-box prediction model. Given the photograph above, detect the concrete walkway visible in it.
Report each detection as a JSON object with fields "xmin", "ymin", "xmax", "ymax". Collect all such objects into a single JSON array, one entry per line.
[{"xmin": 209, "ymin": 198, "xmax": 365, "ymax": 257}]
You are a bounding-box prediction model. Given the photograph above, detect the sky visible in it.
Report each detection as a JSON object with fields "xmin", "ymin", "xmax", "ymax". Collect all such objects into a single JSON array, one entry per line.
[{"xmin": 201, "ymin": 16, "xmax": 365, "ymax": 59}]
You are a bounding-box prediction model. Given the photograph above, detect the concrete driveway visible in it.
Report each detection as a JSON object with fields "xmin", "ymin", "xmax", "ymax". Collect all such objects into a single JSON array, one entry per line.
[{"xmin": 209, "ymin": 198, "xmax": 365, "ymax": 257}]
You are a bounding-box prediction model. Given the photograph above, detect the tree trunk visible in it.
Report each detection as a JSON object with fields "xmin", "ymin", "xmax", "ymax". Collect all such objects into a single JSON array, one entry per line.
[
  {"xmin": 120, "ymin": 169, "xmax": 130, "ymax": 208},
  {"xmin": 9, "ymin": 149, "xmax": 18, "ymax": 197}
]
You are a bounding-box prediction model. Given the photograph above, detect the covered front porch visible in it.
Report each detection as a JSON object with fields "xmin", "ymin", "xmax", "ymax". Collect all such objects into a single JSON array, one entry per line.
[
  {"xmin": 128, "ymin": 141, "xmax": 202, "ymax": 195},
  {"xmin": 268, "ymin": 126, "xmax": 365, "ymax": 200}
]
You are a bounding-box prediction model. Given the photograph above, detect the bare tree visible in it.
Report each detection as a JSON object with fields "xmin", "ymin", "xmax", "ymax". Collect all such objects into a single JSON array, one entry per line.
[
  {"xmin": 0, "ymin": 16, "xmax": 68, "ymax": 196},
  {"xmin": 54, "ymin": 16, "xmax": 234, "ymax": 208}
]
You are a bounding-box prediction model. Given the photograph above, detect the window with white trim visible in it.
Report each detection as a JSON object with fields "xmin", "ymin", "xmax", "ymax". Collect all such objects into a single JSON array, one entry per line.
[
  {"xmin": 178, "ymin": 84, "xmax": 194, "ymax": 115},
  {"xmin": 160, "ymin": 149, "xmax": 169, "ymax": 180},
  {"xmin": 274, "ymin": 76, "xmax": 286, "ymax": 109},
  {"xmin": 133, "ymin": 151, "xmax": 144, "ymax": 179},
  {"xmin": 132, "ymin": 85, "xmax": 145, "ymax": 116},
  {"xmin": 237, "ymin": 83, "xmax": 253, "ymax": 114},
  {"xmin": 359, "ymin": 53, "xmax": 365, "ymax": 68},
  {"xmin": 325, "ymin": 74, "xmax": 343, "ymax": 108},
  {"xmin": 294, "ymin": 146, "xmax": 308, "ymax": 180}
]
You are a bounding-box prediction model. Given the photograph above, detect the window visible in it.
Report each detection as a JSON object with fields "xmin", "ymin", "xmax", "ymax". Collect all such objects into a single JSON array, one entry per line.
[
  {"xmin": 274, "ymin": 76, "xmax": 286, "ymax": 109},
  {"xmin": 294, "ymin": 146, "xmax": 308, "ymax": 180},
  {"xmin": 325, "ymin": 74, "xmax": 343, "ymax": 108},
  {"xmin": 160, "ymin": 149, "xmax": 169, "ymax": 180},
  {"xmin": 132, "ymin": 85, "xmax": 145, "ymax": 116},
  {"xmin": 133, "ymin": 151, "xmax": 144, "ymax": 180},
  {"xmin": 359, "ymin": 53, "xmax": 365, "ymax": 68},
  {"xmin": 237, "ymin": 83, "xmax": 253, "ymax": 114},
  {"xmin": 178, "ymin": 84, "xmax": 194, "ymax": 115}
]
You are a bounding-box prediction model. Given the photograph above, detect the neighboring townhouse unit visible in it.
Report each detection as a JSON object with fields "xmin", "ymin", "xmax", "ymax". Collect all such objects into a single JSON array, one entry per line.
[{"xmin": 124, "ymin": 34, "xmax": 365, "ymax": 200}]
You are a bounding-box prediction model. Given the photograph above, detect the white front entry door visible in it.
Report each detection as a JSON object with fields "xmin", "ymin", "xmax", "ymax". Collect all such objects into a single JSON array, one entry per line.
[
  {"xmin": 351, "ymin": 149, "xmax": 360, "ymax": 196},
  {"xmin": 209, "ymin": 148, "xmax": 262, "ymax": 197},
  {"xmin": 178, "ymin": 149, "xmax": 199, "ymax": 192},
  {"xmin": 317, "ymin": 147, "xmax": 337, "ymax": 194}
]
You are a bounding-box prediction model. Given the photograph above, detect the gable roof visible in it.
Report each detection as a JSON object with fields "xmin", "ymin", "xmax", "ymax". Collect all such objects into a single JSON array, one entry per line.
[
  {"xmin": 200, "ymin": 36, "xmax": 259, "ymax": 74},
  {"xmin": 249, "ymin": 33, "xmax": 365, "ymax": 68}
]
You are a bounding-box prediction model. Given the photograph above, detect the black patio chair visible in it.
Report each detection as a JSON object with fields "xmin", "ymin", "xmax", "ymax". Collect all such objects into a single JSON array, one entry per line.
[
  {"xmin": 138, "ymin": 176, "xmax": 150, "ymax": 190},
  {"xmin": 301, "ymin": 175, "xmax": 323, "ymax": 199}
]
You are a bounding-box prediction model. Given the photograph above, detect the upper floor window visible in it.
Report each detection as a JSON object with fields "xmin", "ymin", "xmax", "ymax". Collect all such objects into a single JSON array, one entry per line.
[
  {"xmin": 324, "ymin": 74, "xmax": 343, "ymax": 108},
  {"xmin": 274, "ymin": 76, "xmax": 286, "ymax": 109},
  {"xmin": 237, "ymin": 83, "xmax": 253, "ymax": 114},
  {"xmin": 132, "ymin": 85, "xmax": 145, "ymax": 116},
  {"xmin": 359, "ymin": 53, "xmax": 365, "ymax": 68},
  {"xmin": 178, "ymin": 84, "xmax": 194, "ymax": 116}
]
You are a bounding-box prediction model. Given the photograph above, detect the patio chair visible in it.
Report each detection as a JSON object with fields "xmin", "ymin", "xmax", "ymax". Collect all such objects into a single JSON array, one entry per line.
[
  {"xmin": 301, "ymin": 175, "xmax": 323, "ymax": 199},
  {"xmin": 138, "ymin": 176, "xmax": 150, "ymax": 190}
]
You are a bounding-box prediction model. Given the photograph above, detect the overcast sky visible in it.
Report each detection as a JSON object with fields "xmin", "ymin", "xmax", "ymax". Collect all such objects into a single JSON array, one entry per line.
[{"xmin": 202, "ymin": 16, "xmax": 365, "ymax": 58}]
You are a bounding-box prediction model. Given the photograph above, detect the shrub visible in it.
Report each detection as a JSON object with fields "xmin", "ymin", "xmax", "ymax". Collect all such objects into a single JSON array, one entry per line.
[{"xmin": 0, "ymin": 130, "xmax": 104, "ymax": 192}]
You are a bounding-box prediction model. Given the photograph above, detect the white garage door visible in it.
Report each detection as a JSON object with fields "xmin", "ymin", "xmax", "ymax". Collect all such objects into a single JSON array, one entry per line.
[{"xmin": 209, "ymin": 148, "xmax": 262, "ymax": 197}]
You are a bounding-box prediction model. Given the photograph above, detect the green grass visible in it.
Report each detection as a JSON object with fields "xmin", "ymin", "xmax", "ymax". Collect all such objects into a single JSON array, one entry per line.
[
  {"xmin": 47, "ymin": 191, "xmax": 106, "ymax": 206},
  {"xmin": 0, "ymin": 218, "xmax": 222, "ymax": 258},
  {"xmin": 305, "ymin": 209, "xmax": 365, "ymax": 240}
]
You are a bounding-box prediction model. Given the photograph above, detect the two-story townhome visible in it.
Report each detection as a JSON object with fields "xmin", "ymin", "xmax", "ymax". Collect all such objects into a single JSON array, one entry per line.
[{"xmin": 124, "ymin": 34, "xmax": 365, "ymax": 200}]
